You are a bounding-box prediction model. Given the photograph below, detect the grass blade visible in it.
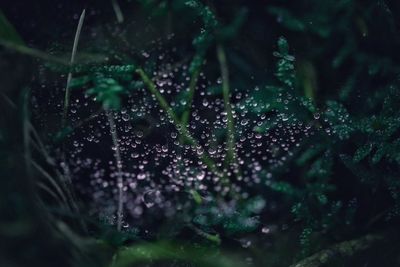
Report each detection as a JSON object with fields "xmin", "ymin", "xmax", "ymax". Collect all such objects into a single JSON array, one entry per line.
[
  {"xmin": 111, "ymin": 0, "xmax": 124, "ymax": 23},
  {"xmin": 216, "ymin": 44, "xmax": 237, "ymax": 166},
  {"xmin": 62, "ymin": 9, "xmax": 86, "ymax": 128}
]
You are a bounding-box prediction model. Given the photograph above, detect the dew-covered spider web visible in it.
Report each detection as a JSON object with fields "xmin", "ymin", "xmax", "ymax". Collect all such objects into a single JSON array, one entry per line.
[{"xmin": 31, "ymin": 33, "xmax": 337, "ymax": 233}]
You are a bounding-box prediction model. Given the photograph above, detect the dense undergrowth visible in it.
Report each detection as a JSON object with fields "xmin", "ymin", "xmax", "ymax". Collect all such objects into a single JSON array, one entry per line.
[{"xmin": 1, "ymin": 1, "xmax": 400, "ymax": 267}]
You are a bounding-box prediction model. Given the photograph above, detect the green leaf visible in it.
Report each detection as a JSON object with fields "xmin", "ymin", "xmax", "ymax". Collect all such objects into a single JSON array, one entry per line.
[
  {"xmin": 54, "ymin": 126, "xmax": 73, "ymax": 143},
  {"xmin": 267, "ymin": 181, "xmax": 300, "ymax": 197},
  {"xmin": 296, "ymin": 145, "xmax": 324, "ymax": 166},
  {"xmin": 222, "ymin": 214, "xmax": 259, "ymax": 234},
  {"xmin": 243, "ymin": 196, "xmax": 266, "ymax": 214},
  {"xmin": 0, "ymin": 10, "xmax": 25, "ymax": 45},
  {"xmin": 69, "ymin": 75, "xmax": 92, "ymax": 89},
  {"xmin": 372, "ymin": 144, "xmax": 386, "ymax": 164},
  {"xmin": 218, "ymin": 8, "xmax": 248, "ymax": 41},
  {"xmin": 340, "ymin": 154, "xmax": 377, "ymax": 184},
  {"xmin": 268, "ymin": 7, "xmax": 306, "ymax": 32},
  {"xmin": 190, "ymin": 190, "xmax": 203, "ymax": 205},
  {"xmin": 102, "ymin": 93, "xmax": 121, "ymax": 110},
  {"xmin": 277, "ymin": 36, "xmax": 290, "ymax": 55},
  {"xmin": 207, "ymin": 85, "xmax": 223, "ymax": 95},
  {"xmin": 353, "ymin": 143, "xmax": 374, "ymax": 162},
  {"xmin": 306, "ymin": 152, "xmax": 333, "ymax": 179},
  {"xmin": 273, "ymin": 37, "xmax": 296, "ymax": 88}
]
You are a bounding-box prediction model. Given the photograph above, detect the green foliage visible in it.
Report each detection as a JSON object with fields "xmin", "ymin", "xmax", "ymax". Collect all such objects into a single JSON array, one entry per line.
[
  {"xmin": 185, "ymin": 0, "xmax": 217, "ymax": 73},
  {"xmin": 111, "ymin": 241, "xmax": 245, "ymax": 267},
  {"xmin": 0, "ymin": 10, "xmax": 25, "ymax": 45},
  {"xmin": 86, "ymin": 74, "xmax": 124, "ymax": 110},
  {"xmin": 258, "ymin": 22, "xmax": 400, "ymax": 258},
  {"xmin": 2, "ymin": 1, "xmax": 400, "ymax": 266},
  {"xmin": 185, "ymin": 0, "xmax": 247, "ymax": 75},
  {"xmin": 274, "ymin": 37, "xmax": 296, "ymax": 88},
  {"xmin": 192, "ymin": 196, "xmax": 265, "ymax": 235},
  {"xmin": 68, "ymin": 65, "xmax": 138, "ymax": 110}
]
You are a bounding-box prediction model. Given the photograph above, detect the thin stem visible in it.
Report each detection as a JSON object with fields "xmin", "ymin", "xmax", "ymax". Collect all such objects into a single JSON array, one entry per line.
[
  {"xmin": 178, "ymin": 67, "xmax": 200, "ymax": 188},
  {"xmin": 136, "ymin": 68, "xmax": 181, "ymax": 125},
  {"xmin": 106, "ymin": 110, "xmax": 124, "ymax": 231},
  {"xmin": 22, "ymin": 88, "xmax": 32, "ymax": 179},
  {"xmin": 0, "ymin": 39, "xmax": 69, "ymax": 65},
  {"xmin": 181, "ymin": 67, "xmax": 201, "ymax": 127},
  {"xmin": 32, "ymin": 161, "xmax": 69, "ymax": 207},
  {"xmin": 216, "ymin": 44, "xmax": 237, "ymax": 165},
  {"xmin": 111, "ymin": 0, "xmax": 124, "ymax": 23},
  {"xmin": 59, "ymin": 8, "xmax": 85, "ymax": 185},
  {"xmin": 2, "ymin": 92, "xmax": 74, "ymax": 210},
  {"xmin": 69, "ymin": 108, "xmax": 103, "ymax": 132},
  {"xmin": 59, "ymin": 9, "xmax": 87, "ymax": 233},
  {"xmin": 187, "ymin": 223, "xmax": 221, "ymax": 245},
  {"xmin": 62, "ymin": 9, "xmax": 86, "ymax": 129},
  {"xmin": 290, "ymin": 233, "xmax": 384, "ymax": 267},
  {"xmin": 136, "ymin": 68, "xmax": 220, "ymax": 176}
]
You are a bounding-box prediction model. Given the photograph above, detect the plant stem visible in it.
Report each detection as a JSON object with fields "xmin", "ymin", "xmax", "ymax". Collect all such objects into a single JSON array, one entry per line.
[
  {"xmin": 62, "ymin": 9, "xmax": 86, "ymax": 129},
  {"xmin": 216, "ymin": 44, "xmax": 236, "ymax": 165},
  {"xmin": 2, "ymin": 93, "xmax": 71, "ymax": 207},
  {"xmin": 22, "ymin": 88, "xmax": 32, "ymax": 179},
  {"xmin": 32, "ymin": 161, "xmax": 69, "ymax": 207},
  {"xmin": 106, "ymin": 110, "xmax": 124, "ymax": 231},
  {"xmin": 136, "ymin": 68, "xmax": 220, "ymax": 176},
  {"xmin": 290, "ymin": 233, "xmax": 384, "ymax": 267},
  {"xmin": 111, "ymin": 0, "xmax": 124, "ymax": 23},
  {"xmin": 181, "ymin": 66, "xmax": 201, "ymax": 127},
  {"xmin": 58, "ymin": 9, "xmax": 87, "ymax": 232},
  {"xmin": 188, "ymin": 223, "xmax": 221, "ymax": 245},
  {"xmin": 0, "ymin": 39, "xmax": 69, "ymax": 65},
  {"xmin": 136, "ymin": 68, "xmax": 181, "ymax": 125},
  {"xmin": 68, "ymin": 108, "xmax": 103, "ymax": 132},
  {"xmin": 179, "ymin": 65, "xmax": 200, "ymax": 164}
]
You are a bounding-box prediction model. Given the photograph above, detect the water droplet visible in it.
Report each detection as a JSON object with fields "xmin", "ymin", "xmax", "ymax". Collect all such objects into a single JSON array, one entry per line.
[
  {"xmin": 196, "ymin": 171, "xmax": 205, "ymax": 181},
  {"xmin": 208, "ymin": 148, "xmax": 216, "ymax": 155},
  {"xmin": 137, "ymin": 173, "xmax": 146, "ymax": 180},
  {"xmin": 241, "ymin": 239, "xmax": 252, "ymax": 248},
  {"xmin": 241, "ymin": 119, "xmax": 249, "ymax": 126},
  {"xmin": 261, "ymin": 227, "xmax": 270, "ymax": 234}
]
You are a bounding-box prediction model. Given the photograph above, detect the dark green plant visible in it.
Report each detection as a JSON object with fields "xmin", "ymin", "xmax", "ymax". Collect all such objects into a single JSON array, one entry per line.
[{"xmin": 1, "ymin": 1, "xmax": 400, "ymax": 267}]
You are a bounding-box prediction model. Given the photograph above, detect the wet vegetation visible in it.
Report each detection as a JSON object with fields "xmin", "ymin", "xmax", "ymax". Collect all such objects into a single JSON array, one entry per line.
[{"xmin": 1, "ymin": 1, "xmax": 400, "ymax": 266}]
